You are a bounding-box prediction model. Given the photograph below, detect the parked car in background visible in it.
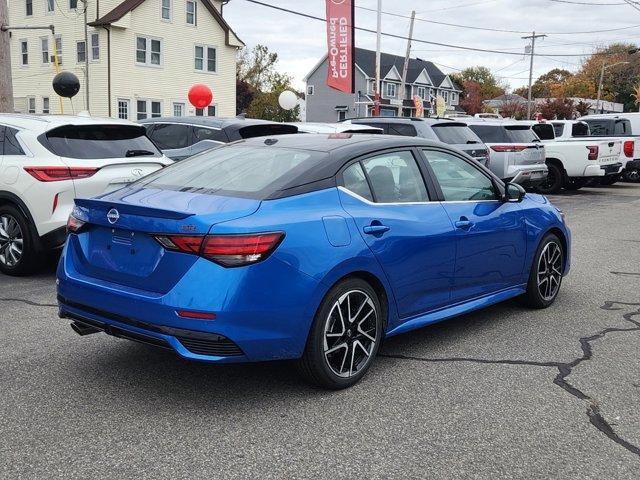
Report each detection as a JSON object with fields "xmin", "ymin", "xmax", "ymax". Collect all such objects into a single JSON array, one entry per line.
[
  {"xmin": 141, "ymin": 117, "xmax": 299, "ymax": 161},
  {"xmin": 342, "ymin": 117, "xmax": 490, "ymax": 166},
  {"xmin": 57, "ymin": 134, "xmax": 570, "ymax": 389},
  {"xmin": 0, "ymin": 114, "xmax": 172, "ymax": 275},
  {"xmin": 578, "ymin": 114, "xmax": 640, "ymax": 182},
  {"xmin": 289, "ymin": 122, "xmax": 383, "ymax": 135},
  {"xmin": 465, "ymin": 120, "xmax": 548, "ymax": 185},
  {"xmin": 518, "ymin": 120, "xmax": 622, "ymax": 194}
]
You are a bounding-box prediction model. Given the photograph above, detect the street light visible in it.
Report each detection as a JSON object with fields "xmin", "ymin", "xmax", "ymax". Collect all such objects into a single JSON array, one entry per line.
[{"xmin": 596, "ymin": 61, "xmax": 629, "ymax": 113}]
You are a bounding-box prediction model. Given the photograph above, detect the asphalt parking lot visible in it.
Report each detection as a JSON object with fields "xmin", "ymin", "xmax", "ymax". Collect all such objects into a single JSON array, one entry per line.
[{"xmin": 1, "ymin": 183, "xmax": 640, "ymax": 479}]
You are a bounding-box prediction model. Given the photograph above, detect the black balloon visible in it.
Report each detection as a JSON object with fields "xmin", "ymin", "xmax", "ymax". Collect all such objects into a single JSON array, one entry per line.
[{"xmin": 52, "ymin": 72, "xmax": 80, "ymax": 98}]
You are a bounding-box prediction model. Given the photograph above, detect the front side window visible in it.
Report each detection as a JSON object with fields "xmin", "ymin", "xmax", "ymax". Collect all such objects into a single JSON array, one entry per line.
[
  {"xmin": 424, "ymin": 150, "xmax": 498, "ymax": 202},
  {"xmin": 4, "ymin": 128, "xmax": 25, "ymax": 156},
  {"xmin": 186, "ymin": 1, "xmax": 197, "ymax": 25},
  {"xmin": 361, "ymin": 151, "xmax": 428, "ymax": 203},
  {"xmin": 150, "ymin": 123, "xmax": 191, "ymax": 150},
  {"xmin": 76, "ymin": 41, "xmax": 86, "ymax": 63},
  {"xmin": 20, "ymin": 40, "xmax": 28, "ymax": 66}
]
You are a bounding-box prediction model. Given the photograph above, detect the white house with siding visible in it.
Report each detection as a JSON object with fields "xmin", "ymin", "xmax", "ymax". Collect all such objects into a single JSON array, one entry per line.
[{"xmin": 8, "ymin": 0, "xmax": 243, "ymax": 119}]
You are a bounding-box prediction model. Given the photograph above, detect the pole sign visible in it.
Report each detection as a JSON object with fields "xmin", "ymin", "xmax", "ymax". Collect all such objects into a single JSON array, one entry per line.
[{"xmin": 326, "ymin": 0, "xmax": 355, "ymax": 94}]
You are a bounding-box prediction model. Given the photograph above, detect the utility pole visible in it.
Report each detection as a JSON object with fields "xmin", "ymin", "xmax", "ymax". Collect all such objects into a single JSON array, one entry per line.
[
  {"xmin": 82, "ymin": 0, "xmax": 89, "ymax": 112},
  {"xmin": 522, "ymin": 31, "xmax": 546, "ymax": 119},
  {"xmin": 373, "ymin": 0, "xmax": 382, "ymax": 117},
  {"xmin": 596, "ymin": 62, "xmax": 605, "ymax": 114},
  {"xmin": 0, "ymin": 0, "xmax": 14, "ymax": 113},
  {"xmin": 400, "ymin": 10, "xmax": 416, "ymax": 118}
]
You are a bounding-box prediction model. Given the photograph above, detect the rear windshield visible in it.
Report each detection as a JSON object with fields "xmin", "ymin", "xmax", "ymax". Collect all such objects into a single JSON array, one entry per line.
[
  {"xmin": 505, "ymin": 126, "xmax": 539, "ymax": 143},
  {"xmin": 468, "ymin": 125, "xmax": 506, "ymax": 143},
  {"xmin": 137, "ymin": 144, "xmax": 324, "ymax": 199},
  {"xmin": 552, "ymin": 123, "xmax": 564, "ymax": 137},
  {"xmin": 42, "ymin": 125, "xmax": 162, "ymax": 159},
  {"xmin": 583, "ymin": 119, "xmax": 632, "ymax": 136},
  {"xmin": 572, "ymin": 122, "xmax": 590, "ymax": 136},
  {"xmin": 432, "ymin": 124, "xmax": 482, "ymax": 144}
]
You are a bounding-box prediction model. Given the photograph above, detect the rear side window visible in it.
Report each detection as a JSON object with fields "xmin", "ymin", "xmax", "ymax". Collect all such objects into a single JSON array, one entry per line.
[
  {"xmin": 342, "ymin": 163, "xmax": 373, "ymax": 201},
  {"xmin": 149, "ymin": 123, "xmax": 191, "ymax": 150},
  {"xmin": 42, "ymin": 125, "xmax": 162, "ymax": 159},
  {"xmin": 583, "ymin": 119, "xmax": 613, "ymax": 136},
  {"xmin": 614, "ymin": 120, "xmax": 631, "ymax": 135},
  {"xmin": 4, "ymin": 128, "xmax": 25, "ymax": 155},
  {"xmin": 468, "ymin": 125, "xmax": 506, "ymax": 143},
  {"xmin": 361, "ymin": 151, "xmax": 428, "ymax": 203},
  {"xmin": 505, "ymin": 126, "xmax": 539, "ymax": 143},
  {"xmin": 432, "ymin": 124, "xmax": 481, "ymax": 144},
  {"xmin": 138, "ymin": 144, "xmax": 323, "ymax": 199},
  {"xmin": 194, "ymin": 126, "xmax": 227, "ymax": 143},
  {"xmin": 387, "ymin": 123, "xmax": 417, "ymax": 137}
]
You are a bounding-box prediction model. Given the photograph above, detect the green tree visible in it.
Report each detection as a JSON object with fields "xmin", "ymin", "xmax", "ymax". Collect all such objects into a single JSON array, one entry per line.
[
  {"xmin": 247, "ymin": 74, "xmax": 300, "ymax": 122},
  {"xmin": 452, "ymin": 66, "xmax": 506, "ymax": 100}
]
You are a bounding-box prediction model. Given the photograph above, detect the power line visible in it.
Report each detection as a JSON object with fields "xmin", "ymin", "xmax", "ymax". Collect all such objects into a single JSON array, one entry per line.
[
  {"xmin": 242, "ymin": 0, "xmax": 624, "ymax": 58},
  {"xmin": 548, "ymin": 0, "xmax": 631, "ymax": 5},
  {"xmin": 356, "ymin": 5, "xmax": 640, "ymax": 36}
]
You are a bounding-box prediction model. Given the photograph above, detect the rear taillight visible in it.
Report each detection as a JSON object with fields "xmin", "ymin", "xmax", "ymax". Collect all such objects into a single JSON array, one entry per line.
[
  {"xmin": 24, "ymin": 166, "xmax": 99, "ymax": 182},
  {"xmin": 154, "ymin": 232, "xmax": 285, "ymax": 267},
  {"xmin": 490, "ymin": 145, "xmax": 528, "ymax": 153},
  {"xmin": 66, "ymin": 213, "xmax": 86, "ymax": 233},
  {"xmin": 587, "ymin": 145, "xmax": 599, "ymax": 161},
  {"xmin": 624, "ymin": 140, "xmax": 635, "ymax": 158}
]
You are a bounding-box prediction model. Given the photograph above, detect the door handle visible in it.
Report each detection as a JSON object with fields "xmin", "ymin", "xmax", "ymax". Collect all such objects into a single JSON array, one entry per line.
[
  {"xmin": 454, "ymin": 218, "xmax": 474, "ymax": 230},
  {"xmin": 363, "ymin": 224, "xmax": 390, "ymax": 235}
]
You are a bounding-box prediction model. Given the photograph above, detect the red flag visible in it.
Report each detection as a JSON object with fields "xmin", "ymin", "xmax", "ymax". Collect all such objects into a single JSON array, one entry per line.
[{"xmin": 326, "ymin": 0, "xmax": 355, "ymax": 94}]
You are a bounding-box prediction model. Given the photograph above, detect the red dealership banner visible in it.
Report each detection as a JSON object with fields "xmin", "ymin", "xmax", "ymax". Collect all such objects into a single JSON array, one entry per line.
[{"xmin": 326, "ymin": 0, "xmax": 355, "ymax": 94}]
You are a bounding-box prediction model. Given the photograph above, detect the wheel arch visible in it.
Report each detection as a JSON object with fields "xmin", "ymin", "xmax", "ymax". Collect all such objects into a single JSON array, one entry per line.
[
  {"xmin": 545, "ymin": 226, "xmax": 569, "ymax": 271},
  {"xmin": 0, "ymin": 191, "xmax": 40, "ymax": 243},
  {"xmin": 546, "ymin": 157, "xmax": 567, "ymax": 178}
]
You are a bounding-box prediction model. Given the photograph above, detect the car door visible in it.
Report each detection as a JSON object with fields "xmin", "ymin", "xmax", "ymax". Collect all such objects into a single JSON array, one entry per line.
[
  {"xmin": 420, "ymin": 148, "xmax": 527, "ymax": 302},
  {"xmin": 338, "ymin": 149, "xmax": 457, "ymax": 321},
  {"xmin": 147, "ymin": 123, "xmax": 193, "ymax": 160}
]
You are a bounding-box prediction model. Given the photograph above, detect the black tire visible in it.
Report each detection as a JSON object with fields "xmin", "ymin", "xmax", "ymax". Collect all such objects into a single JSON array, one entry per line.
[
  {"xmin": 0, "ymin": 205, "xmax": 40, "ymax": 276},
  {"xmin": 536, "ymin": 162, "xmax": 563, "ymax": 194},
  {"xmin": 564, "ymin": 178, "xmax": 586, "ymax": 191},
  {"xmin": 623, "ymin": 168, "xmax": 640, "ymax": 183},
  {"xmin": 599, "ymin": 175, "xmax": 620, "ymax": 186},
  {"xmin": 521, "ymin": 233, "xmax": 564, "ymax": 309},
  {"xmin": 298, "ymin": 278, "xmax": 383, "ymax": 389}
]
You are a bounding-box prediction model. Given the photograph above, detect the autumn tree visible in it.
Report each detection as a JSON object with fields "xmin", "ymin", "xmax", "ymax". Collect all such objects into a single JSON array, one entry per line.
[
  {"xmin": 458, "ymin": 81, "xmax": 484, "ymax": 115},
  {"xmin": 539, "ymin": 98, "xmax": 575, "ymax": 120},
  {"xmin": 452, "ymin": 66, "xmax": 506, "ymax": 113}
]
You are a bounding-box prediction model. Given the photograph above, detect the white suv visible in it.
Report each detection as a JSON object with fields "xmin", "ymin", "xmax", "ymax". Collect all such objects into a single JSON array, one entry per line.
[{"xmin": 0, "ymin": 114, "xmax": 172, "ymax": 275}]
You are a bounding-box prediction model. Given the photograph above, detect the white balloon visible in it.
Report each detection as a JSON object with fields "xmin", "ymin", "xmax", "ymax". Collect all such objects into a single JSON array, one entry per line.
[{"xmin": 278, "ymin": 90, "xmax": 298, "ymax": 110}]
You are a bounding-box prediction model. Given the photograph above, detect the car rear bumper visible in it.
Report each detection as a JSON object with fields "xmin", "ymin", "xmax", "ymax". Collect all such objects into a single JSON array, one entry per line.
[
  {"xmin": 508, "ymin": 165, "xmax": 548, "ymax": 186},
  {"xmin": 583, "ymin": 162, "xmax": 623, "ymax": 177},
  {"xmin": 56, "ymin": 245, "xmax": 323, "ymax": 363},
  {"xmin": 39, "ymin": 226, "xmax": 67, "ymax": 251}
]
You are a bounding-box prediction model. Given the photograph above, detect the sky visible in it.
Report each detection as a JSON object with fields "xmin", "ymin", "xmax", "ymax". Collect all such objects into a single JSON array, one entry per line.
[{"xmin": 224, "ymin": 0, "xmax": 640, "ymax": 91}]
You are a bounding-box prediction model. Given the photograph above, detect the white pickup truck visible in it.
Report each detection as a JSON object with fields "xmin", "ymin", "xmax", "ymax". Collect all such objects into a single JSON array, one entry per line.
[{"xmin": 521, "ymin": 120, "xmax": 623, "ymax": 194}]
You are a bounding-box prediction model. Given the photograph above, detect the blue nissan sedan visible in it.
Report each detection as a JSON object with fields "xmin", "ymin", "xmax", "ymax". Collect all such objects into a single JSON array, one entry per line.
[{"xmin": 57, "ymin": 134, "xmax": 571, "ymax": 389}]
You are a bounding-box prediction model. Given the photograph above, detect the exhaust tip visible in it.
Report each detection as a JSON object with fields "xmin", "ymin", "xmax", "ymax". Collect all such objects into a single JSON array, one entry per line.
[{"xmin": 70, "ymin": 322, "xmax": 101, "ymax": 336}]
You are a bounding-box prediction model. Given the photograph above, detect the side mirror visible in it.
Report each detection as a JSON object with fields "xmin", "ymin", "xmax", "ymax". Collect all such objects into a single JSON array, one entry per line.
[{"xmin": 504, "ymin": 182, "xmax": 526, "ymax": 203}]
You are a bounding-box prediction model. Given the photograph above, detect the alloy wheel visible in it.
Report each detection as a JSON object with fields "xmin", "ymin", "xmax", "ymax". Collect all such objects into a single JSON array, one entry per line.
[
  {"xmin": 626, "ymin": 169, "xmax": 640, "ymax": 182},
  {"xmin": 0, "ymin": 214, "xmax": 24, "ymax": 268},
  {"xmin": 323, "ymin": 290, "xmax": 378, "ymax": 378},
  {"xmin": 537, "ymin": 242, "xmax": 563, "ymax": 301}
]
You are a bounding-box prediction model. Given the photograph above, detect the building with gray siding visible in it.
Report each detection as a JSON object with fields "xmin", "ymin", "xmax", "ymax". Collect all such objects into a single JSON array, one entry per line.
[{"xmin": 304, "ymin": 48, "xmax": 463, "ymax": 122}]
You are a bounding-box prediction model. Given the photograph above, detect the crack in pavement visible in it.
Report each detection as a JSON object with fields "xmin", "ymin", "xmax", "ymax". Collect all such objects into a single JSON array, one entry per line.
[
  {"xmin": 381, "ymin": 301, "xmax": 640, "ymax": 458},
  {"xmin": 0, "ymin": 297, "xmax": 58, "ymax": 308},
  {"xmin": 611, "ymin": 271, "xmax": 640, "ymax": 277}
]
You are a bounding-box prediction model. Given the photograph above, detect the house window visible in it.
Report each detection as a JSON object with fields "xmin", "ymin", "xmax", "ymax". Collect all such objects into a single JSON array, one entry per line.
[
  {"xmin": 161, "ymin": 0, "xmax": 171, "ymax": 20},
  {"xmin": 386, "ymin": 83, "xmax": 397, "ymax": 98},
  {"xmin": 27, "ymin": 97, "xmax": 36, "ymax": 114},
  {"xmin": 136, "ymin": 36, "xmax": 162, "ymax": 66},
  {"xmin": 443, "ymin": 91, "xmax": 449, "ymax": 103},
  {"xmin": 69, "ymin": 0, "xmax": 78, "ymax": 9},
  {"xmin": 194, "ymin": 45, "xmax": 216, "ymax": 72},
  {"xmin": 118, "ymin": 99, "xmax": 130, "ymax": 119},
  {"xmin": 417, "ymin": 86, "xmax": 426, "ymax": 100},
  {"xmin": 151, "ymin": 101, "xmax": 162, "ymax": 117},
  {"xmin": 41, "ymin": 38, "xmax": 49, "ymax": 64},
  {"xmin": 42, "ymin": 97, "xmax": 50, "ymax": 114},
  {"xmin": 76, "ymin": 41, "xmax": 86, "ymax": 63},
  {"xmin": 137, "ymin": 99, "xmax": 162, "ymax": 120},
  {"xmin": 451, "ymin": 92, "xmax": 457, "ymax": 102},
  {"xmin": 90, "ymin": 33, "xmax": 100, "ymax": 60},
  {"xmin": 173, "ymin": 103, "xmax": 185, "ymax": 117},
  {"xmin": 54, "ymin": 36, "xmax": 63, "ymax": 65},
  {"xmin": 20, "ymin": 41, "xmax": 28, "ymax": 66},
  {"xmin": 196, "ymin": 105, "xmax": 217, "ymax": 117},
  {"xmin": 46, "ymin": 0, "xmax": 55, "ymax": 13},
  {"xmin": 307, "ymin": 85, "xmax": 315, "ymax": 96},
  {"xmin": 186, "ymin": 1, "xmax": 197, "ymax": 25},
  {"xmin": 338, "ymin": 110, "xmax": 346, "ymax": 121},
  {"xmin": 26, "ymin": 0, "xmax": 33, "ymax": 16}
]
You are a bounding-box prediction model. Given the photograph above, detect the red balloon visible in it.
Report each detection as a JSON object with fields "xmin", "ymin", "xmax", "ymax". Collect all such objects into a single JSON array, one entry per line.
[{"xmin": 188, "ymin": 84, "xmax": 213, "ymax": 109}]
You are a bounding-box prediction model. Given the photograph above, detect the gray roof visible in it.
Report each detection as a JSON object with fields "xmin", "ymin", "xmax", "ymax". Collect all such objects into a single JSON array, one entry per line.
[{"xmin": 354, "ymin": 48, "xmax": 458, "ymax": 89}]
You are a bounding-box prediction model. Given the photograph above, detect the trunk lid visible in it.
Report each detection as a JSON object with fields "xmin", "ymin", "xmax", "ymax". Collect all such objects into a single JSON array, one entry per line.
[{"xmin": 70, "ymin": 187, "xmax": 261, "ymax": 293}]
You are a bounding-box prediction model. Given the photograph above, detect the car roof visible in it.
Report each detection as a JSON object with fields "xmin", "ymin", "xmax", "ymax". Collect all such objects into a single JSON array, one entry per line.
[
  {"xmin": 348, "ymin": 117, "xmax": 428, "ymax": 124},
  {"xmin": 289, "ymin": 122, "xmax": 383, "ymax": 134},
  {"xmin": 138, "ymin": 116, "xmax": 283, "ymax": 129},
  {"xmin": 0, "ymin": 113, "xmax": 138, "ymax": 133}
]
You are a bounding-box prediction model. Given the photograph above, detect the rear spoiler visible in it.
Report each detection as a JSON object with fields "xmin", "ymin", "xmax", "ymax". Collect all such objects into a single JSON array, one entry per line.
[{"xmin": 75, "ymin": 198, "xmax": 193, "ymax": 220}]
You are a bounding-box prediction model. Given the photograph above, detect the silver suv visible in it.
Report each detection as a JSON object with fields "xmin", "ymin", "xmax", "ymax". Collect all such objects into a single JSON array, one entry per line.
[{"xmin": 466, "ymin": 121, "xmax": 548, "ymax": 185}]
